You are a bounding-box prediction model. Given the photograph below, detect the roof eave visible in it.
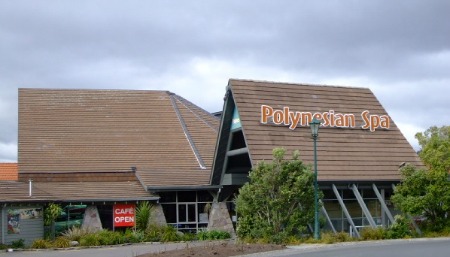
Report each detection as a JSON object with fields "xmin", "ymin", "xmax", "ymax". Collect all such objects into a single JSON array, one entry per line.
[
  {"xmin": 0, "ymin": 196, "xmax": 159, "ymax": 204},
  {"xmin": 147, "ymin": 185, "xmax": 222, "ymax": 192}
]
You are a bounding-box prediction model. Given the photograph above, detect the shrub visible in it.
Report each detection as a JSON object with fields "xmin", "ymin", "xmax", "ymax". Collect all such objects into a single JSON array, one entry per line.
[
  {"xmin": 97, "ymin": 230, "xmax": 123, "ymax": 245},
  {"xmin": 31, "ymin": 239, "xmax": 52, "ymax": 249},
  {"xmin": 386, "ymin": 215, "xmax": 413, "ymax": 239},
  {"xmin": 124, "ymin": 229, "xmax": 145, "ymax": 243},
  {"xmin": 160, "ymin": 225, "xmax": 180, "ymax": 242},
  {"xmin": 136, "ymin": 201, "xmax": 152, "ymax": 231},
  {"xmin": 236, "ymin": 148, "xmax": 317, "ymax": 242},
  {"xmin": 320, "ymin": 232, "xmax": 337, "ymax": 244},
  {"xmin": 197, "ymin": 230, "xmax": 231, "ymax": 241},
  {"xmin": 62, "ymin": 226, "xmax": 96, "ymax": 241},
  {"xmin": 53, "ymin": 237, "xmax": 71, "ymax": 248},
  {"xmin": 79, "ymin": 233, "xmax": 100, "ymax": 246},
  {"xmin": 334, "ymin": 231, "xmax": 352, "ymax": 242},
  {"xmin": 306, "ymin": 232, "xmax": 353, "ymax": 244},
  {"xmin": 360, "ymin": 227, "xmax": 387, "ymax": 240},
  {"xmin": 145, "ymin": 224, "xmax": 182, "ymax": 242},
  {"xmin": 268, "ymin": 231, "xmax": 290, "ymax": 244},
  {"xmin": 181, "ymin": 232, "xmax": 197, "ymax": 241},
  {"xmin": 132, "ymin": 230, "xmax": 146, "ymax": 243},
  {"xmin": 145, "ymin": 223, "xmax": 163, "ymax": 242},
  {"xmin": 11, "ymin": 239, "xmax": 25, "ymax": 248}
]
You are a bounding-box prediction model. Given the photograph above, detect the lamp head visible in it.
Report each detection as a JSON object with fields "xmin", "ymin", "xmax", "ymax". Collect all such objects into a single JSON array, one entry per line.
[{"xmin": 309, "ymin": 118, "xmax": 321, "ymax": 137}]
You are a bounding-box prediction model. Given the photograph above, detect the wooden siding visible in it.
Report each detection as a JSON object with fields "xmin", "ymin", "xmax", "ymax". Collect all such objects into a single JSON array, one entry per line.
[
  {"xmin": 229, "ymin": 79, "xmax": 423, "ymax": 181},
  {"xmin": 0, "ymin": 163, "xmax": 18, "ymax": 181},
  {"xmin": 18, "ymin": 89, "xmax": 219, "ymax": 187},
  {"xmin": 2, "ymin": 206, "xmax": 44, "ymax": 246}
]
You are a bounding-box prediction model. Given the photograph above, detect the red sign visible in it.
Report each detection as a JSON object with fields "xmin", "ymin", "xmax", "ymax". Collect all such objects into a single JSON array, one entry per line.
[{"xmin": 113, "ymin": 204, "xmax": 135, "ymax": 227}]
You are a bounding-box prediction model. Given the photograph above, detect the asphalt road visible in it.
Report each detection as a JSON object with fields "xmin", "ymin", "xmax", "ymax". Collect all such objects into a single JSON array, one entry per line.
[
  {"xmin": 2, "ymin": 238, "xmax": 449, "ymax": 257},
  {"xmin": 247, "ymin": 237, "xmax": 450, "ymax": 257}
]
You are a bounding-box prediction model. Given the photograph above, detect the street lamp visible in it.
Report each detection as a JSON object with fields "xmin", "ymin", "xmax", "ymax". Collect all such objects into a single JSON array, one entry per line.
[{"xmin": 309, "ymin": 117, "xmax": 321, "ymax": 240}]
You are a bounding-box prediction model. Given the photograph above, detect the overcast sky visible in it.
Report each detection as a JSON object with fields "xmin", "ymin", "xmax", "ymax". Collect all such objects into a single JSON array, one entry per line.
[{"xmin": 0, "ymin": 0, "xmax": 449, "ymax": 162}]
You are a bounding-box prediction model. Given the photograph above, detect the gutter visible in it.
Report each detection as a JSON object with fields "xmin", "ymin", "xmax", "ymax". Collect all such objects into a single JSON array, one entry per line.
[
  {"xmin": 0, "ymin": 196, "xmax": 160, "ymax": 204},
  {"xmin": 147, "ymin": 185, "xmax": 222, "ymax": 192}
]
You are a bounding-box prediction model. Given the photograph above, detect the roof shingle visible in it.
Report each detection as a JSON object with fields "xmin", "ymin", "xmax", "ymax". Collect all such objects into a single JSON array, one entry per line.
[
  {"xmin": 220, "ymin": 79, "xmax": 423, "ymax": 182},
  {"xmin": 0, "ymin": 163, "xmax": 18, "ymax": 181},
  {"xmin": 18, "ymin": 89, "xmax": 219, "ymax": 188}
]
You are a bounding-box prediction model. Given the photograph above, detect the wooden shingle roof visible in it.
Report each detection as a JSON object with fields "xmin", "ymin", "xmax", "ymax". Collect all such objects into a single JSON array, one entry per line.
[
  {"xmin": 0, "ymin": 180, "xmax": 156, "ymax": 203},
  {"xmin": 0, "ymin": 163, "xmax": 18, "ymax": 181},
  {"xmin": 213, "ymin": 79, "xmax": 423, "ymax": 182},
  {"xmin": 18, "ymin": 89, "xmax": 219, "ymax": 188}
]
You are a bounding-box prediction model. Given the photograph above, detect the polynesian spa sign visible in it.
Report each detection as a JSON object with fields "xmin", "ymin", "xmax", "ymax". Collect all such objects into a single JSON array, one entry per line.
[{"xmin": 260, "ymin": 105, "xmax": 390, "ymax": 132}]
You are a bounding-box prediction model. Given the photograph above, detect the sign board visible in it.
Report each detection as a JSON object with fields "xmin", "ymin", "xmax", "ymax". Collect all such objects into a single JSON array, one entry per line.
[
  {"xmin": 260, "ymin": 105, "xmax": 390, "ymax": 132},
  {"xmin": 113, "ymin": 204, "xmax": 135, "ymax": 227}
]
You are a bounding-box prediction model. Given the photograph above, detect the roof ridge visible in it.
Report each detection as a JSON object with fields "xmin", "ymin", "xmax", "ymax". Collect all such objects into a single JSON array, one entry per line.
[
  {"xmin": 169, "ymin": 95, "xmax": 207, "ymax": 170},
  {"xmin": 173, "ymin": 95, "xmax": 219, "ymax": 132},
  {"xmin": 229, "ymin": 78, "xmax": 370, "ymax": 90}
]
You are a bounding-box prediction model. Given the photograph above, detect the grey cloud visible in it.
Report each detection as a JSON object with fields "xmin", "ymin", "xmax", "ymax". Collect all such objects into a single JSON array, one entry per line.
[{"xmin": 0, "ymin": 0, "xmax": 449, "ymax": 161}]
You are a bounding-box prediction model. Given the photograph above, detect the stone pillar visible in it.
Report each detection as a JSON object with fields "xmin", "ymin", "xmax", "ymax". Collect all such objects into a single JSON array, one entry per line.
[
  {"xmin": 82, "ymin": 206, "xmax": 102, "ymax": 232},
  {"xmin": 207, "ymin": 202, "xmax": 235, "ymax": 237},
  {"xmin": 149, "ymin": 204, "xmax": 167, "ymax": 226}
]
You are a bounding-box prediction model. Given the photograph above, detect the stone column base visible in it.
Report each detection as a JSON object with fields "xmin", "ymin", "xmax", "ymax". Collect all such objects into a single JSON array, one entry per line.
[{"xmin": 207, "ymin": 202, "xmax": 235, "ymax": 237}]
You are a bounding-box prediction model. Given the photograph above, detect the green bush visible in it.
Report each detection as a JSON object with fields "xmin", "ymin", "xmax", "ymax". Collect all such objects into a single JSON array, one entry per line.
[
  {"xmin": 11, "ymin": 239, "xmax": 25, "ymax": 248},
  {"xmin": 53, "ymin": 237, "xmax": 71, "ymax": 248},
  {"xmin": 97, "ymin": 230, "xmax": 123, "ymax": 245},
  {"xmin": 136, "ymin": 201, "xmax": 152, "ymax": 231},
  {"xmin": 62, "ymin": 226, "xmax": 96, "ymax": 241},
  {"xmin": 145, "ymin": 224, "xmax": 163, "ymax": 242},
  {"xmin": 386, "ymin": 215, "xmax": 413, "ymax": 239},
  {"xmin": 160, "ymin": 225, "xmax": 180, "ymax": 242},
  {"xmin": 236, "ymin": 148, "xmax": 317, "ymax": 242},
  {"xmin": 123, "ymin": 229, "xmax": 145, "ymax": 243},
  {"xmin": 361, "ymin": 227, "xmax": 387, "ymax": 240},
  {"xmin": 144, "ymin": 224, "xmax": 182, "ymax": 242},
  {"xmin": 308, "ymin": 231, "xmax": 353, "ymax": 244},
  {"xmin": 79, "ymin": 233, "xmax": 100, "ymax": 246},
  {"xmin": 181, "ymin": 232, "xmax": 197, "ymax": 241},
  {"xmin": 320, "ymin": 232, "xmax": 337, "ymax": 244},
  {"xmin": 31, "ymin": 239, "xmax": 52, "ymax": 249},
  {"xmin": 197, "ymin": 230, "xmax": 231, "ymax": 241},
  {"xmin": 268, "ymin": 231, "xmax": 290, "ymax": 244},
  {"xmin": 334, "ymin": 231, "xmax": 352, "ymax": 242}
]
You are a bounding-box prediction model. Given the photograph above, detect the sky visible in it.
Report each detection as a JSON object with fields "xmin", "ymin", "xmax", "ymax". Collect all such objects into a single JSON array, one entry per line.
[{"xmin": 0, "ymin": 0, "xmax": 449, "ymax": 162}]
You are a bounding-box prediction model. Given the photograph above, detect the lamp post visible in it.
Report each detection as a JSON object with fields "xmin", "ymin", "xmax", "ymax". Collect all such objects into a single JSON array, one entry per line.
[{"xmin": 309, "ymin": 117, "xmax": 321, "ymax": 240}]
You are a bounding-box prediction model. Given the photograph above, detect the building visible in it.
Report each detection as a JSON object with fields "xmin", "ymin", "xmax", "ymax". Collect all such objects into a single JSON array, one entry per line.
[
  {"xmin": 1, "ymin": 79, "xmax": 423, "ymax": 244},
  {"xmin": 211, "ymin": 79, "xmax": 423, "ymax": 236},
  {"xmin": 0, "ymin": 163, "xmax": 18, "ymax": 181}
]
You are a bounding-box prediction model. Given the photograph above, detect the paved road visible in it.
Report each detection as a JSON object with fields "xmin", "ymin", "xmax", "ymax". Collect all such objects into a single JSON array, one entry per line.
[
  {"xmin": 2, "ymin": 238, "xmax": 450, "ymax": 257},
  {"xmin": 245, "ymin": 237, "xmax": 450, "ymax": 257}
]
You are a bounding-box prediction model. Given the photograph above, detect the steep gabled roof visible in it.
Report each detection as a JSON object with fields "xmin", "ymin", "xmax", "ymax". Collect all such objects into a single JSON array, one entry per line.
[
  {"xmin": 0, "ymin": 163, "xmax": 18, "ymax": 181},
  {"xmin": 212, "ymin": 79, "xmax": 423, "ymax": 183},
  {"xmin": 18, "ymin": 89, "xmax": 219, "ymax": 188}
]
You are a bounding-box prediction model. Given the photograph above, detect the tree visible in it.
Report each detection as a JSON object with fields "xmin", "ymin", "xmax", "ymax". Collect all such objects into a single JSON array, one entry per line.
[
  {"xmin": 44, "ymin": 203, "xmax": 62, "ymax": 239},
  {"xmin": 235, "ymin": 148, "xmax": 320, "ymax": 242},
  {"xmin": 416, "ymin": 125, "xmax": 450, "ymax": 173},
  {"xmin": 392, "ymin": 125, "xmax": 450, "ymax": 231}
]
